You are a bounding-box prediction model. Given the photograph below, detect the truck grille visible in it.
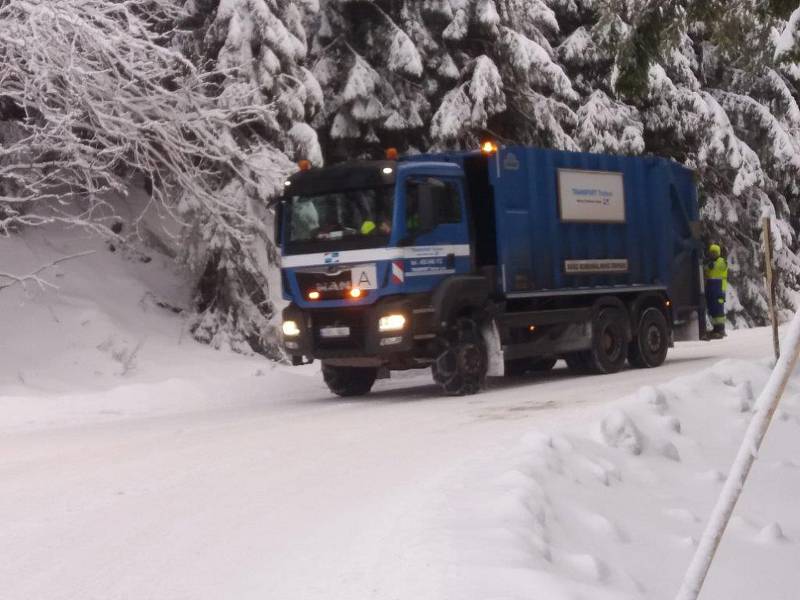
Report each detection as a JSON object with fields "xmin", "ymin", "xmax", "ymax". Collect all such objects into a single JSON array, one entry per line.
[
  {"xmin": 296, "ymin": 270, "xmax": 353, "ymax": 301},
  {"xmin": 312, "ymin": 309, "xmax": 367, "ymax": 353}
]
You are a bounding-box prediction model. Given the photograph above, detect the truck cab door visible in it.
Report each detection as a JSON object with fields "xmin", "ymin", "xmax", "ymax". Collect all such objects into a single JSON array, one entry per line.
[{"xmin": 397, "ymin": 176, "xmax": 471, "ymax": 285}]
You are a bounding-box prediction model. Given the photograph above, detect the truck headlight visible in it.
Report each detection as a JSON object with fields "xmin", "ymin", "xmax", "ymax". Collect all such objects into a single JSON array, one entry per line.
[
  {"xmin": 378, "ymin": 314, "xmax": 406, "ymax": 332},
  {"xmin": 282, "ymin": 320, "xmax": 301, "ymax": 337}
]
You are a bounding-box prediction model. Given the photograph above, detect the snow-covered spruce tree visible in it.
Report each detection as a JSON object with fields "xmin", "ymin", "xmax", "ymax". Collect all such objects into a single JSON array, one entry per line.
[
  {"xmin": 775, "ymin": 6, "xmax": 800, "ymax": 64},
  {"xmin": 310, "ymin": 0, "xmax": 583, "ymax": 157},
  {"xmin": 309, "ymin": 1, "xmax": 435, "ymax": 161},
  {"xmin": 0, "ymin": 0, "xmax": 304, "ymax": 355},
  {"xmin": 175, "ymin": 0, "xmax": 323, "ymax": 354},
  {"xmin": 581, "ymin": 0, "xmax": 800, "ymax": 326},
  {"xmin": 429, "ymin": 0, "xmax": 583, "ymax": 149},
  {"xmin": 688, "ymin": 3, "xmax": 800, "ymax": 326}
]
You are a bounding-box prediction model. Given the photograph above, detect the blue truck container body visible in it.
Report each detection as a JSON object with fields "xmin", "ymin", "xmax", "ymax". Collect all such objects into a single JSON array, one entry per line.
[
  {"xmin": 409, "ymin": 146, "xmax": 699, "ymax": 301},
  {"xmin": 278, "ymin": 145, "xmax": 705, "ymax": 396}
]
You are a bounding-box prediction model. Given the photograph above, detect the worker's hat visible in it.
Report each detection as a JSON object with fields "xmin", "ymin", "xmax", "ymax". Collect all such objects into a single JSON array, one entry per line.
[{"xmin": 709, "ymin": 243, "xmax": 721, "ymax": 258}]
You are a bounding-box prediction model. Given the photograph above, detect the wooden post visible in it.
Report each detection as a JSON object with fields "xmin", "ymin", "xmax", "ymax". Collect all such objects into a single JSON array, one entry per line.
[{"xmin": 762, "ymin": 217, "xmax": 780, "ymax": 361}]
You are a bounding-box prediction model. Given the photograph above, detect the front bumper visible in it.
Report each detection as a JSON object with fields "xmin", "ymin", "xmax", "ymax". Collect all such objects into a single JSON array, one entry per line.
[{"xmin": 281, "ymin": 294, "xmax": 435, "ymax": 363}]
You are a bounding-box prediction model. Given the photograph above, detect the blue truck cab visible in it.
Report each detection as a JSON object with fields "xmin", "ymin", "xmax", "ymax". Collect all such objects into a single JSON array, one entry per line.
[{"xmin": 277, "ymin": 146, "xmax": 705, "ymax": 396}]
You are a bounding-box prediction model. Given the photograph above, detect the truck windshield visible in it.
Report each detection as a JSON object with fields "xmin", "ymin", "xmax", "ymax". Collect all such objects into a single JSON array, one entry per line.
[{"xmin": 284, "ymin": 186, "xmax": 394, "ymax": 254}]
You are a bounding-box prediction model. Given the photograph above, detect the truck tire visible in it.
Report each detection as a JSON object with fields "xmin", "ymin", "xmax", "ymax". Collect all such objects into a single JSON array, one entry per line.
[
  {"xmin": 322, "ymin": 364, "xmax": 378, "ymax": 397},
  {"xmin": 628, "ymin": 307, "xmax": 669, "ymax": 368},
  {"xmin": 588, "ymin": 308, "xmax": 629, "ymax": 374},
  {"xmin": 505, "ymin": 357, "xmax": 557, "ymax": 376},
  {"xmin": 432, "ymin": 317, "xmax": 488, "ymax": 395}
]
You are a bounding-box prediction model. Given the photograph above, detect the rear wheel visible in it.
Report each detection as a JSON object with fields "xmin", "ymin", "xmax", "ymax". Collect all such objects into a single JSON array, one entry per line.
[
  {"xmin": 432, "ymin": 318, "xmax": 488, "ymax": 396},
  {"xmin": 628, "ymin": 307, "xmax": 669, "ymax": 368},
  {"xmin": 588, "ymin": 308, "xmax": 629, "ymax": 374},
  {"xmin": 322, "ymin": 364, "xmax": 378, "ymax": 397}
]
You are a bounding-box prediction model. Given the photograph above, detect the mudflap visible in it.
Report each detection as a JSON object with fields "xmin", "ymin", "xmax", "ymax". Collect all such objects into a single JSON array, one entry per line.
[
  {"xmin": 673, "ymin": 310, "xmax": 701, "ymax": 342},
  {"xmin": 481, "ymin": 320, "xmax": 505, "ymax": 377}
]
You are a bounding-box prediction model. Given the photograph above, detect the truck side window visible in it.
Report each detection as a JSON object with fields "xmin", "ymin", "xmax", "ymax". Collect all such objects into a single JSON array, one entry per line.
[{"xmin": 405, "ymin": 177, "xmax": 462, "ymax": 234}]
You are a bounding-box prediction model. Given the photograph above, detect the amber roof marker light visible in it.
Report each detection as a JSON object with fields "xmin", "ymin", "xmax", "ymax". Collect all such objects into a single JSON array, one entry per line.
[
  {"xmin": 481, "ymin": 140, "xmax": 498, "ymax": 155},
  {"xmin": 298, "ymin": 159, "xmax": 312, "ymax": 171},
  {"xmin": 385, "ymin": 147, "xmax": 399, "ymax": 160}
]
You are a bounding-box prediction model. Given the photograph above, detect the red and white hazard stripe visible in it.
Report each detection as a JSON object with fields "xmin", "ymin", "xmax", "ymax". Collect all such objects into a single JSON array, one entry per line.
[{"xmin": 391, "ymin": 261, "xmax": 404, "ymax": 284}]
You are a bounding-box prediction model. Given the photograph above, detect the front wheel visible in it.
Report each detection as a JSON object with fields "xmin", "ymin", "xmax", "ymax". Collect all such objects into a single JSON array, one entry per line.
[
  {"xmin": 432, "ymin": 318, "xmax": 488, "ymax": 396},
  {"xmin": 322, "ymin": 364, "xmax": 377, "ymax": 397},
  {"xmin": 628, "ymin": 307, "xmax": 669, "ymax": 368}
]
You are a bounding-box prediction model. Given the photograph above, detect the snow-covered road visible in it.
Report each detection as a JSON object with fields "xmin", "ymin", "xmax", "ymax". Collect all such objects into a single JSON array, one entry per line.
[
  {"xmin": 1, "ymin": 328, "xmax": 783, "ymax": 600},
  {"xmin": 4, "ymin": 229, "xmax": 798, "ymax": 600}
]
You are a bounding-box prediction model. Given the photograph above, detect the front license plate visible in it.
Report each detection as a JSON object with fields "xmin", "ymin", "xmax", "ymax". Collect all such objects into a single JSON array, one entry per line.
[{"xmin": 320, "ymin": 326, "xmax": 350, "ymax": 339}]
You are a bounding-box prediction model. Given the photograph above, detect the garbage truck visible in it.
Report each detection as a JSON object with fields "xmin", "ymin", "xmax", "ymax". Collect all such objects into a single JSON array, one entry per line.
[{"xmin": 275, "ymin": 145, "xmax": 705, "ymax": 396}]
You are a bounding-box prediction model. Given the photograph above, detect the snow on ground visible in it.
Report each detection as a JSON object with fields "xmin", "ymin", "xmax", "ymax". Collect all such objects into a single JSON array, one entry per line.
[
  {"xmin": 0, "ymin": 226, "xmax": 272, "ymax": 432},
  {"xmin": 2, "ymin": 227, "xmax": 799, "ymax": 600},
  {"xmin": 398, "ymin": 358, "xmax": 800, "ymax": 600}
]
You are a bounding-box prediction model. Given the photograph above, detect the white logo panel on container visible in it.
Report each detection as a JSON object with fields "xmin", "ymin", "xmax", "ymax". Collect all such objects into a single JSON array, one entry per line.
[
  {"xmin": 406, "ymin": 246, "xmax": 446, "ymax": 258},
  {"xmin": 558, "ymin": 169, "xmax": 625, "ymax": 223}
]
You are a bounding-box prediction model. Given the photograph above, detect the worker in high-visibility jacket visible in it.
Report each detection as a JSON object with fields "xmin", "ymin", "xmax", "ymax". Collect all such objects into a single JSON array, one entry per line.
[
  {"xmin": 360, "ymin": 218, "xmax": 391, "ymax": 235},
  {"xmin": 704, "ymin": 243, "xmax": 728, "ymax": 339}
]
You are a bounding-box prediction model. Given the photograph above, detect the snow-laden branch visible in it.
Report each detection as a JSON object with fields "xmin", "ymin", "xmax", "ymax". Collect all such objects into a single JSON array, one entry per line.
[
  {"xmin": 0, "ymin": 0, "xmax": 324, "ymax": 356},
  {"xmin": 774, "ymin": 8, "xmax": 800, "ymax": 63},
  {"xmin": 0, "ymin": 250, "xmax": 96, "ymax": 292},
  {"xmin": 0, "ymin": 0, "xmax": 288, "ymax": 241}
]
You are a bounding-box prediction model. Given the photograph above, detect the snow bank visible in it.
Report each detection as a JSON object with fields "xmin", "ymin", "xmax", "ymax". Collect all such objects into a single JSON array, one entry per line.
[
  {"xmin": 409, "ymin": 358, "xmax": 800, "ymax": 599},
  {"xmin": 0, "ymin": 226, "xmax": 303, "ymax": 433}
]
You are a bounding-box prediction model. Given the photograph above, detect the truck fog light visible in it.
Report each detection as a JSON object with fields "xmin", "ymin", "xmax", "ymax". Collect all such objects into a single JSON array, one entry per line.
[
  {"xmin": 286, "ymin": 341, "xmax": 299, "ymax": 350},
  {"xmin": 282, "ymin": 320, "xmax": 301, "ymax": 337},
  {"xmin": 380, "ymin": 336, "xmax": 403, "ymax": 346},
  {"xmin": 378, "ymin": 314, "xmax": 406, "ymax": 332}
]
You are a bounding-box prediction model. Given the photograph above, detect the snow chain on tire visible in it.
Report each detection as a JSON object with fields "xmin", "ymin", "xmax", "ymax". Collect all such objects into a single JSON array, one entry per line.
[{"xmin": 432, "ymin": 317, "xmax": 488, "ymax": 396}]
